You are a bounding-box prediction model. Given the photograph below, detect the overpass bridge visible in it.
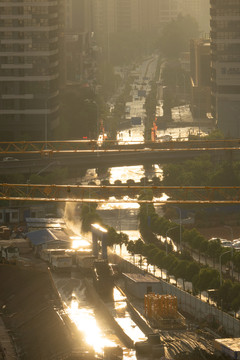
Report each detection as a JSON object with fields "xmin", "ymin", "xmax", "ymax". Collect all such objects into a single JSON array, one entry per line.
[
  {"xmin": 0, "ymin": 139, "xmax": 240, "ymax": 174},
  {"xmin": 1, "ymin": 139, "xmax": 240, "ymax": 153}
]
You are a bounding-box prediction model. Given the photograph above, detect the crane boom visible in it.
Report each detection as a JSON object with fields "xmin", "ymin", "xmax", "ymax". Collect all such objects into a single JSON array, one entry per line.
[
  {"xmin": 1, "ymin": 183, "xmax": 240, "ymax": 203},
  {"xmin": 0, "ymin": 139, "xmax": 240, "ymax": 154}
]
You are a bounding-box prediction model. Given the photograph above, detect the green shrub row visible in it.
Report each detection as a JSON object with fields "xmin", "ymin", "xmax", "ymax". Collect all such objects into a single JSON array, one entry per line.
[{"xmin": 137, "ymin": 201, "xmax": 240, "ymax": 313}]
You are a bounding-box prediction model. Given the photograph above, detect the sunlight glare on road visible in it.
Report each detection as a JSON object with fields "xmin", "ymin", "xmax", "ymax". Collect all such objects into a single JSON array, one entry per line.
[
  {"xmin": 98, "ymin": 196, "xmax": 140, "ymax": 210},
  {"xmin": 68, "ymin": 297, "xmax": 116, "ymax": 354},
  {"xmin": 113, "ymin": 289, "xmax": 146, "ymax": 344},
  {"xmin": 109, "ymin": 165, "xmax": 145, "ymax": 184}
]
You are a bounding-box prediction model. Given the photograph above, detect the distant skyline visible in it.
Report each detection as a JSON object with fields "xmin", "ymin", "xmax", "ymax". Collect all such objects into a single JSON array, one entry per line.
[
  {"xmin": 65, "ymin": 0, "xmax": 210, "ymax": 36},
  {"xmin": 0, "ymin": 0, "xmax": 211, "ymax": 141}
]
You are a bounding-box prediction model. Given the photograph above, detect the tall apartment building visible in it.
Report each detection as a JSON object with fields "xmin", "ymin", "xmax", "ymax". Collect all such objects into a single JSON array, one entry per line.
[
  {"xmin": 210, "ymin": 0, "xmax": 240, "ymax": 137},
  {"xmin": 133, "ymin": 0, "xmax": 177, "ymax": 33},
  {"xmin": 180, "ymin": 0, "xmax": 210, "ymax": 34},
  {"xmin": 115, "ymin": 0, "xmax": 132, "ymax": 33},
  {"xmin": 64, "ymin": 0, "xmax": 96, "ymax": 85},
  {"xmin": 92, "ymin": 0, "xmax": 115, "ymax": 37},
  {"xmin": 138, "ymin": 0, "xmax": 160, "ymax": 32},
  {"xmin": 158, "ymin": 0, "xmax": 181, "ymax": 27},
  {"xmin": 0, "ymin": 0, "xmax": 62, "ymax": 141},
  {"xmin": 65, "ymin": 0, "xmax": 73, "ymax": 30},
  {"xmin": 92, "ymin": 0, "xmax": 166, "ymax": 36},
  {"xmin": 65, "ymin": 0, "xmax": 93, "ymax": 32},
  {"xmin": 190, "ymin": 39, "xmax": 211, "ymax": 118},
  {"xmin": 200, "ymin": 0, "xmax": 210, "ymax": 35}
]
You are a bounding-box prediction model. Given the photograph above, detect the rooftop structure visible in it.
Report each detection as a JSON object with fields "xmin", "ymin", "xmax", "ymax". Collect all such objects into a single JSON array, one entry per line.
[
  {"xmin": 26, "ymin": 228, "xmax": 70, "ymax": 247},
  {"xmin": 123, "ymin": 273, "xmax": 160, "ymax": 283},
  {"xmin": 123, "ymin": 272, "xmax": 161, "ymax": 299},
  {"xmin": 26, "ymin": 217, "xmax": 66, "ymax": 231},
  {"xmin": 190, "ymin": 38, "xmax": 211, "ymax": 118}
]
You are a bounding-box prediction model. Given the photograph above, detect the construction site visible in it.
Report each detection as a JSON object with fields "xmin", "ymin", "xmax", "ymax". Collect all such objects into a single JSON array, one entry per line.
[{"xmin": 0, "ymin": 216, "xmax": 238, "ymax": 360}]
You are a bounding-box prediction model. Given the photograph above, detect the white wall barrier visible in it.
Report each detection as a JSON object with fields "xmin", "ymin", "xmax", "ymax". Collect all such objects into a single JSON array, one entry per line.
[{"xmin": 110, "ymin": 254, "xmax": 240, "ymax": 337}]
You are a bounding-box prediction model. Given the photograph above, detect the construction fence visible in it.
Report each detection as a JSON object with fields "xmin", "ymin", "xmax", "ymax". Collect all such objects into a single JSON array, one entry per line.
[{"xmin": 110, "ymin": 254, "xmax": 240, "ymax": 337}]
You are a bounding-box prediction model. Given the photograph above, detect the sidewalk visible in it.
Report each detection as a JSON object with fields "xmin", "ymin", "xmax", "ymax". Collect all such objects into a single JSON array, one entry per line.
[{"xmin": 0, "ymin": 317, "xmax": 17, "ymax": 359}]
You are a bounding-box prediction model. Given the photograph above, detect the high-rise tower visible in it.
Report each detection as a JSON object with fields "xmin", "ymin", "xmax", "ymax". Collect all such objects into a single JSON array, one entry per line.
[
  {"xmin": 181, "ymin": 0, "xmax": 210, "ymax": 34},
  {"xmin": 210, "ymin": 0, "xmax": 240, "ymax": 136},
  {"xmin": 158, "ymin": 0, "xmax": 181, "ymax": 27},
  {"xmin": 138, "ymin": 0, "xmax": 160, "ymax": 32},
  {"xmin": 0, "ymin": 0, "xmax": 62, "ymax": 141},
  {"xmin": 65, "ymin": 0, "xmax": 93, "ymax": 33}
]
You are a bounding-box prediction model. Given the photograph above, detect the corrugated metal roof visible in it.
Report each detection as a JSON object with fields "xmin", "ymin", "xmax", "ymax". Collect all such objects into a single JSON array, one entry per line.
[
  {"xmin": 26, "ymin": 217, "xmax": 66, "ymax": 229},
  {"xmin": 49, "ymin": 229, "xmax": 70, "ymax": 242},
  {"xmin": 26, "ymin": 229, "xmax": 70, "ymax": 247},
  {"xmin": 26, "ymin": 217, "xmax": 65, "ymax": 224}
]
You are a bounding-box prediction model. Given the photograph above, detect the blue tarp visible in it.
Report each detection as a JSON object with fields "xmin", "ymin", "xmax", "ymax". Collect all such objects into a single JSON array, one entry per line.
[{"xmin": 26, "ymin": 229, "xmax": 55, "ymax": 246}]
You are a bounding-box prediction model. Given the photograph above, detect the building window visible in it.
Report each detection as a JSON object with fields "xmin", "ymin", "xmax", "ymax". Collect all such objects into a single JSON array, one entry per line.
[{"xmin": 11, "ymin": 211, "xmax": 19, "ymax": 222}]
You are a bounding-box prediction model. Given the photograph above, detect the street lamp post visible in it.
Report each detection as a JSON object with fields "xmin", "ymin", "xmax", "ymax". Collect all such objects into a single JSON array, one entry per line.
[
  {"xmin": 84, "ymin": 99, "xmax": 99, "ymax": 139},
  {"xmin": 219, "ymin": 250, "xmax": 232, "ymax": 286},
  {"xmin": 224, "ymin": 225, "xmax": 234, "ymax": 278},
  {"xmin": 95, "ymin": 101, "xmax": 99, "ymax": 140},
  {"xmin": 182, "ymin": 72, "xmax": 186, "ymax": 105},
  {"xmin": 172, "ymin": 206, "xmax": 182, "ymax": 251},
  {"xmin": 45, "ymin": 98, "xmax": 48, "ymax": 150},
  {"xmin": 165, "ymin": 226, "xmax": 179, "ymax": 255}
]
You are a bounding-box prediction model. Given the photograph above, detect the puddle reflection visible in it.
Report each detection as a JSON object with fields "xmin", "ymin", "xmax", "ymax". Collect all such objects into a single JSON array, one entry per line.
[
  {"xmin": 67, "ymin": 295, "xmax": 116, "ymax": 355},
  {"xmin": 112, "ymin": 288, "xmax": 147, "ymax": 344},
  {"xmin": 66, "ymin": 286, "xmax": 146, "ymax": 360}
]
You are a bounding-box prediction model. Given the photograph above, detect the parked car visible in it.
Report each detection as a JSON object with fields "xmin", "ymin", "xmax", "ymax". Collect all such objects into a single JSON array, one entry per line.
[
  {"xmin": 157, "ymin": 135, "xmax": 172, "ymax": 142},
  {"xmin": 209, "ymin": 238, "xmax": 226, "ymax": 243},
  {"xmin": 233, "ymin": 239, "xmax": 240, "ymax": 244},
  {"xmin": 0, "ymin": 246, "xmax": 19, "ymax": 264},
  {"xmin": 221, "ymin": 241, "xmax": 233, "ymax": 248},
  {"xmin": 50, "ymin": 254, "xmax": 72, "ymax": 272},
  {"xmin": 232, "ymin": 241, "xmax": 240, "ymax": 249}
]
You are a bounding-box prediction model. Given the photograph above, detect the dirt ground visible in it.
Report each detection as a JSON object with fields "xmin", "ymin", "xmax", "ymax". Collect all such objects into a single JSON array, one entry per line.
[{"xmin": 0, "ymin": 264, "xmax": 73, "ymax": 360}]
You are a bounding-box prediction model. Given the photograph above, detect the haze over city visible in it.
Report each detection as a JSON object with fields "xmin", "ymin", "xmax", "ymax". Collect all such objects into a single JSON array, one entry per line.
[{"xmin": 0, "ymin": 1, "xmax": 240, "ymax": 360}]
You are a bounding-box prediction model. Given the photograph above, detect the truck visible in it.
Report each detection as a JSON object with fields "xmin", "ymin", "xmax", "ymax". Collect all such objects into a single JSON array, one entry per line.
[
  {"xmin": 0, "ymin": 246, "xmax": 19, "ymax": 264},
  {"xmin": 40, "ymin": 248, "xmax": 66, "ymax": 262},
  {"xmin": 92, "ymin": 259, "xmax": 115, "ymax": 300},
  {"xmin": 50, "ymin": 254, "xmax": 72, "ymax": 272},
  {"xmin": 76, "ymin": 254, "xmax": 96, "ymax": 275}
]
